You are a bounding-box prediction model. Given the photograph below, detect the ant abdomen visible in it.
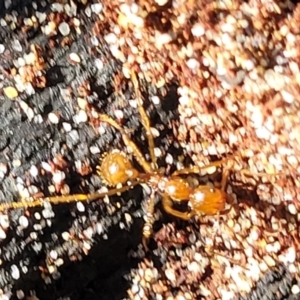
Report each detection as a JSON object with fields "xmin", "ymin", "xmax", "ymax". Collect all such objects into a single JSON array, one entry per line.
[{"xmin": 189, "ymin": 186, "xmax": 226, "ymax": 215}]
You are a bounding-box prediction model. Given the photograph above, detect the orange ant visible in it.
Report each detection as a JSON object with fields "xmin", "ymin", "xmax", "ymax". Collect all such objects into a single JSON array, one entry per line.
[{"xmin": 0, "ymin": 72, "xmax": 278, "ymax": 247}]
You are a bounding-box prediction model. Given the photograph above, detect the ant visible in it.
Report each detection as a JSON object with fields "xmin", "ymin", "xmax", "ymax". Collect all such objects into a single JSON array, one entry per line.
[{"xmin": 0, "ymin": 72, "xmax": 280, "ymax": 247}]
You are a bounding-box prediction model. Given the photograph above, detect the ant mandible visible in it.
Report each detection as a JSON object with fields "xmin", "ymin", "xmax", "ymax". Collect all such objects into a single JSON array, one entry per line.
[{"xmin": 0, "ymin": 72, "xmax": 266, "ymax": 244}]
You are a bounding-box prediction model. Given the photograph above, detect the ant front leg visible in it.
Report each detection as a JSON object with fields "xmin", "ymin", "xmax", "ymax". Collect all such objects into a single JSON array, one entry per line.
[
  {"xmin": 172, "ymin": 158, "xmax": 230, "ymax": 177},
  {"xmin": 98, "ymin": 114, "xmax": 152, "ymax": 174},
  {"xmin": 131, "ymin": 71, "xmax": 157, "ymax": 169}
]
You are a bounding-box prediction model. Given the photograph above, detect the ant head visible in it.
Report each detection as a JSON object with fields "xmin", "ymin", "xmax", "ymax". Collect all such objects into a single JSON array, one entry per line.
[{"xmin": 97, "ymin": 150, "xmax": 139, "ymax": 186}]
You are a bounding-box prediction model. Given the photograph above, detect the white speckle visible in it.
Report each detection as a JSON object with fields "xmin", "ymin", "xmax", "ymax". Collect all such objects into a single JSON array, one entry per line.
[
  {"xmin": 286, "ymin": 247, "xmax": 296, "ymax": 263},
  {"xmin": 165, "ymin": 153, "xmax": 173, "ymax": 165},
  {"xmin": 90, "ymin": 145, "xmax": 100, "ymax": 154},
  {"xmin": 69, "ymin": 53, "xmax": 81, "ymax": 63},
  {"xmin": 191, "ymin": 23, "xmax": 205, "ymax": 37},
  {"xmin": 19, "ymin": 216, "xmax": 29, "ymax": 228},
  {"xmin": 52, "ymin": 171, "xmax": 65, "ymax": 184},
  {"xmin": 34, "ymin": 212, "xmax": 41, "ymax": 220},
  {"xmin": 151, "ymin": 96, "xmax": 160, "ymax": 105},
  {"xmin": 77, "ymin": 96, "xmax": 88, "ymax": 110},
  {"xmin": 30, "ymin": 232, "xmax": 38, "ymax": 240},
  {"xmin": 165, "ymin": 268, "xmax": 176, "ymax": 283},
  {"xmin": 0, "ymin": 215, "xmax": 9, "ymax": 229},
  {"xmin": 11, "ymin": 264, "xmax": 20, "ymax": 280},
  {"xmin": 74, "ymin": 110, "xmax": 88, "ymax": 123},
  {"xmin": 56, "ymin": 258, "xmax": 64, "ymax": 267},
  {"xmin": 76, "ymin": 202, "xmax": 85, "ymax": 212},
  {"xmin": 277, "ymin": 146, "xmax": 293, "ymax": 156},
  {"xmin": 256, "ymin": 127, "xmax": 270, "ymax": 140},
  {"xmin": 50, "ymin": 250, "xmax": 58, "ymax": 260},
  {"xmin": 36, "ymin": 11, "xmax": 47, "ymax": 23},
  {"xmin": 292, "ymin": 285, "xmax": 300, "ymax": 294},
  {"xmin": 124, "ymin": 213, "xmax": 132, "ymax": 224},
  {"xmin": 189, "ymin": 116, "xmax": 200, "ymax": 127},
  {"xmin": 62, "ymin": 122, "xmax": 72, "ymax": 132},
  {"xmin": 17, "ymin": 57, "xmax": 26, "ymax": 67},
  {"xmin": 12, "ymin": 40, "xmax": 22, "ymax": 52},
  {"xmin": 131, "ymin": 283, "xmax": 139, "ymax": 294},
  {"xmin": 41, "ymin": 162, "xmax": 52, "ymax": 172},
  {"xmin": 91, "ymin": 36, "xmax": 99, "ymax": 46},
  {"xmin": 85, "ymin": 6, "xmax": 91, "ymax": 17},
  {"xmin": 0, "ymin": 19, "xmax": 7, "ymax": 26},
  {"xmin": 16, "ymin": 290, "xmax": 25, "ymax": 299},
  {"xmin": 42, "ymin": 207, "xmax": 55, "ymax": 219},
  {"xmin": 129, "ymin": 99, "xmax": 138, "ymax": 108},
  {"xmin": 83, "ymin": 227, "xmax": 94, "ymax": 239},
  {"xmin": 264, "ymin": 69, "xmax": 285, "ymax": 90},
  {"xmin": 287, "ymin": 155, "xmax": 298, "ymax": 166},
  {"xmin": 288, "ymin": 203, "xmax": 297, "ymax": 215},
  {"xmin": 154, "ymin": 147, "xmax": 162, "ymax": 157},
  {"xmin": 221, "ymin": 23, "xmax": 235, "ymax": 33},
  {"xmin": 34, "ymin": 114, "xmax": 43, "ymax": 124},
  {"xmin": 83, "ymin": 241, "xmax": 91, "ymax": 251},
  {"xmin": 155, "ymin": 32, "xmax": 173, "ymax": 47},
  {"xmin": 51, "ymin": 3, "xmax": 64, "ymax": 12},
  {"xmin": 0, "ymin": 44, "xmax": 5, "ymax": 54},
  {"xmin": 138, "ymin": 287, "xmax": 145, "ymax": 298},
  {"xmin": 150, "ymin": 127, "xmax": 160, "ymax": 138},
  {"xmin": 0, "ymin": 227, "xmax": 6, "ymax": 239},
  {"xmin": 48, "ymin": 112, "xmax": 60, "ymax": 124},
  {"xmin": 96, "ymin": 222, "xmax": 103, "ymax": 235},
  {"xmin": 220, "ymin": 289, "xmax": 235, "ymax": 300},
  {"xmin": 179, "ymin": 95, "xmax": 189, "ymax": 106},
  {"xmin": 95, "ymin": 58, "xmax": 103, "ymax": 70},
  {"xmin": 114, "ymin": 109, "xmax": 124, "ymax": 119},
  {"xmin": 91, "ymin": 3, "xmax": 103, "ymax": 14},
  {"xmin": 120, "ymin": 3, "xmax": 130, "ymax": 14},
  {"xmin": 104, "ymin": 33, "xmax": 117, "ymax": 44},
  {"xmin": 62, "ymin": 231, "xmax": 70, "ymax": 241},
  {"xmin": 186, "ymin": 58, "xmax": 200, "ymax": 70},
  {"xmin": 58, "ymin": 22, "xmax": 70, "ymax": 36},
  {"xmin": 281, "ymin": 90, "xmax": 294, "ymax": 103},
  {"xmin": 155, "ymin": 0, "xmax": 168, "ymax": 6},
  {"xmin": 188, "ymin": 261, "xmax": 201, "ymax": 273}
]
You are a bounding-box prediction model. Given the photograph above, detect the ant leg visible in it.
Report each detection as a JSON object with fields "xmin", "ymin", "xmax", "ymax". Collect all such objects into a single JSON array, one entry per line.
[
  {"xmin": 142, "ymin": 189, "xmax": 156, "ymax": 250},
  {"xmin": 0, "ymin": 181, "xmax": 140, "ymax": 211},
  {"xmin": 217, "ymin": 162, "xmax": 235, "ymax": 215},
  {"xmin": 99, "ymin": 114, "xmax": 152, "ymax": 173},
  {"xmin": 162, "ymin": 195, "xmax": 193, "ymax": 220},
  {"xmin": 131, "ymin": 71, "xmax": 157, "ymax": 169},
  {"xmin": 238, "ymin": 168, "xmax": 287, "ymax": 180},
  {"xmin": 172, "ymin": 157, "xmax": 230, "ymax": 176}
]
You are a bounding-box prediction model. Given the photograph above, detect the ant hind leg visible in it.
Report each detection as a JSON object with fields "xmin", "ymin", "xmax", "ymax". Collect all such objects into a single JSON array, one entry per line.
[{"xmin": 162, "ymin": 195, "xmax": 193, "ymax": 221}]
